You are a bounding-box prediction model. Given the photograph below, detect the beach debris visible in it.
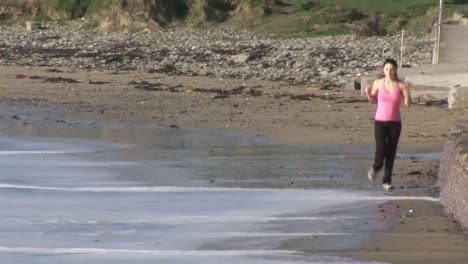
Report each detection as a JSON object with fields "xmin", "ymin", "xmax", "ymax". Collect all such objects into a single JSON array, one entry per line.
[
  {"xmin": 89, "ymin": 80, "xmax": 110, "ymax": 85},
  {"xmin": 42, "ymin": 77, "xmax": 80, "ymax": 83},
  {"xmin": 131, "ymin": 81, "xmax": 182, "ymax": 92},
  {"xmin": 45, "ymin": 68, "xmax": 64, "ymax": 73},
  {"xmin": 0, "ymin": 23, "xmax": 432, "ymax": 87},
  {"xmin": 14, "ymin": 74, "xmax": 80, "ymax": 83}
]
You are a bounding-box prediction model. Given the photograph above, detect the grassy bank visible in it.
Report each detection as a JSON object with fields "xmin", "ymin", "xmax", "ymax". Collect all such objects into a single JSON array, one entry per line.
[
  {"xmin": 252, "ymin": 0, "xmax": 439, "ymax": 37},
  {"xmin": 1, "ymin": 0, "xmax": 465, "ymax": 36},
  {"xmin": 46, "ymin": 0, "xmax": 117, "ymax": 17}
]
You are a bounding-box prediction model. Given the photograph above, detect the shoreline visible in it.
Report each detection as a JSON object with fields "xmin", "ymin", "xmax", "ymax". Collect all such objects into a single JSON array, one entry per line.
[{"xmin": 1, "ymin": 65, "xmax": 468, "ymax": 262}]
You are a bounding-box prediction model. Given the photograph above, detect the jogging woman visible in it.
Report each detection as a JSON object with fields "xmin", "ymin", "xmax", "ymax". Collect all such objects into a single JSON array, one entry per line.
[{"xmin": 365, "ymin": 58, "xmax": 412, "ymax": 191}]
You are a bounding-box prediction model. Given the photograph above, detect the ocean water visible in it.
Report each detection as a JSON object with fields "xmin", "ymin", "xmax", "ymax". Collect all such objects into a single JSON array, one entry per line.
[{"xmin": 0, "ymin": 128, "xmax": 438, "ymax": 264}]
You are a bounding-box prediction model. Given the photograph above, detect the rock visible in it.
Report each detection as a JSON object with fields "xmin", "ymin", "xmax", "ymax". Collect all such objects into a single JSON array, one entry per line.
[
  {"xmin": 345, "ymin": 79, "xmax": 361, "ymax": 91},
  {"xmin": 0, "ymin": 23, "xmax": 433, "ymax": 86},
  {"xmin": 359, "ymin": 77, "xmax": 375, "ymax": 95},
  {"xmin": 146, "ymin": 19, "xmax": 160, "ymax": 32},
  {"xmin": 448, "ymin": 86, "xmax": 468, "ymax": 109},
  {"xmin": 438, "ymin": 122, "xmax": 468, "ymax": 229},
  {"xmin": 25, "ymin": 21, "xmax": 42, "ymax": 31},
  {"xmin": 230, "ymin": 54, "xmax": 250, "ymax": 64},
  {"xmin": 448, "ymin": 124, "xmax": 468, "ymax": 138},
  {"xmin": 196, "ymin": 70, "xmax": 209, "ymax": 76}
]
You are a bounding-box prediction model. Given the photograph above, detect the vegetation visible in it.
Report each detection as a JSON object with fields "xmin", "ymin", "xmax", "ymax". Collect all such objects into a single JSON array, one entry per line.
[
  {"xmin": 249, "ymin": 0, "xmax": 440, "ymax": 37},
  {"xmin": 2, "ymin": 0, "xmax": 466, "ymax": 37},
  {"xmin": 44, "ymin": 0, "xmax": 118, "ymax": 18},
  {"xmin": 450, "ymin": 0, "xmax": 468, "ymax": 4},
  {"xmin": 34, "ymin": 14, "xmax": 53, "ymax": 22}
]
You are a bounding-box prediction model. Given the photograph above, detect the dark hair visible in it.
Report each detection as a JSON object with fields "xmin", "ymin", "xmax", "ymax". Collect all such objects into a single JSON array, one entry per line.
[
  {"xmin": 383, "ymin": 58, "xmax": 398, "ymax": 69},
  {"xmin": 383, "ymin": 58, "xmax": 398, "ymax": 79}
]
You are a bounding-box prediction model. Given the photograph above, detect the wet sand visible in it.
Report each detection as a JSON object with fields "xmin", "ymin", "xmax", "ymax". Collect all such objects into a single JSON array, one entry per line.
[
  {"xmin": 1, "ymin": 65, "xmax": 467, "ymax": 263},
  {"xmin": 344, "ymin": 199, "xmax": 468, "ymax": 263}
]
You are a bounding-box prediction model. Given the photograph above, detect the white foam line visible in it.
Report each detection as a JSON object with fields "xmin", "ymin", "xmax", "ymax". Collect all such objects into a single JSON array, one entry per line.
[
  {"xmin": 0, "ymin": 184, "xmax": 263, "ymax": 193},
  {"xmin": 199, "ymin": 153, "xmax": 440, "ymax": 161},
  {"xmin": 0, "ymin": 247, "xmax": 297, "ymax": 256},
  {"xmin": 0, "ymin": 184, "xmax": 442, "ymax": 203},
  {"xmin": 167, "ymin": 215, "xmax": 338, "ymax": 224},
  {"xmin": 36, "ymin": 216, "xmax": 358, "ymax": 225},
  {"xmin": 0, "ymin": 151, "xmax": 73, "ymax": 155},
  {"xmin": 211, "ymin": 232, "xmax": 352, "ymax": 237},
  {"xmin": 362, "ymin": 196, "xmax": 440, "ymax": 202},
  {"xmin": 201, "ymin": 155, "xmax": 369, "ymax": 160}
]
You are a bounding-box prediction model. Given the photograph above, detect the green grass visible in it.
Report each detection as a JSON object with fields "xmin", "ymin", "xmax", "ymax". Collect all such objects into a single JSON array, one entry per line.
[
  {"xmin": 34, "ymin": 14, "xmax": 52, "ymax": 22},
  {"xmin": 250, "ymin": 0, "xmax": 440, "ymax": 37},
  {"xmin": 255, "ymin": 11, "xmax": 352, "ymax": 38},
  {"xmin": 82, "ymin": 20, "xmax": 99, "ymax": 30},
  {"xmin": 248, "ymin": 0, "xmax": 269, "ymax": 7},
  {"xmin": 318, "ymin": 0, "xmax": 436, "ymax": 12},
  {"xmin": 44, "ymin": 0, "xmax": 117, "ymax": 18},
  {"xmin": 0, "ymin": 0, "xmax": 446, "ymax": 37},
  {"xmin": 268, "ymin": 0, "xmax": 438, "ymax": 17}
]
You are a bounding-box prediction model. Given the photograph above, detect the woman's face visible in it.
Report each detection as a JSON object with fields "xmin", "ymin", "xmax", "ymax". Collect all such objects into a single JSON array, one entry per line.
[{"xmin": 384, "ymin": 63, "xmax": 397, "ymax": 80}]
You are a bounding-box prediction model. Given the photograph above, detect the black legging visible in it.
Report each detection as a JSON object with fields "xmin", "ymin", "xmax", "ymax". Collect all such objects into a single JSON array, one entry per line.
[{"xmin": 373, "ymin": 121, "xmax": 402, "ymax": 184}]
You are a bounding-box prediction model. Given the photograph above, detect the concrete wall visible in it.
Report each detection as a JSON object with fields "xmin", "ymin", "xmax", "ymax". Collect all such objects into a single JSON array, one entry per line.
[{"xmin": 438, "ymin": 122, "xmax": 468, "ymax": 228}]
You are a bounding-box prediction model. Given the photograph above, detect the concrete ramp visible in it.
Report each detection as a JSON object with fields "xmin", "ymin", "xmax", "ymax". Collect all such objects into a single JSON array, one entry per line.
[{"xmin": 439, "ymin": 24, "xmax": 468, "ymax": 63}]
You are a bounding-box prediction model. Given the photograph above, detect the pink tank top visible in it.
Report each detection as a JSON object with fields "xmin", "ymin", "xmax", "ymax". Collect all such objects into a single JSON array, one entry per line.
[{"xmin": 375, "ymin": 79, "xmax": 401, "ymax": 122}]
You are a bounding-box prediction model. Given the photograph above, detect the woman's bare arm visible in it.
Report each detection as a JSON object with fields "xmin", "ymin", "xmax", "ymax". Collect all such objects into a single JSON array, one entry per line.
[
  {"xmin": 400, "ymin": 81, "xmax": 412, "ymax": 107},
  {"xmin": 365, "ymin": 79, "xmax": 380, "ymax": 104}
]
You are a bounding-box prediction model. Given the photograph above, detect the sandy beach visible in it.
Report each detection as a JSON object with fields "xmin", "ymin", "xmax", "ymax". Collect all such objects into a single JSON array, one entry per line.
[
  {"xmin": 0, "ymin": 65, "xmax": 462, "ymax": 149},
  {"xmin": 1, "ymin": 64, "xmax": 467, "ymax": 263}
]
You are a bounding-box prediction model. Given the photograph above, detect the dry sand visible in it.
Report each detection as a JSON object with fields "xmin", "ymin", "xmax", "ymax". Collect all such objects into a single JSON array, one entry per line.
[{"xmin": 1, "ymin": 65, "xmax": 467, "ymax": 263}]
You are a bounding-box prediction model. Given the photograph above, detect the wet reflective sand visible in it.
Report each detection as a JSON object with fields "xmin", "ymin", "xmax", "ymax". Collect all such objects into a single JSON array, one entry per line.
[{"xmin": 0, "ymin": 124, "xmax": 438, "ymax": 264}]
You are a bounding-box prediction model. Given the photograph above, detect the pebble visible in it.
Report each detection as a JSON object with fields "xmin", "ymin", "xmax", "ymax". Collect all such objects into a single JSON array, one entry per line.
[{"xmin": 0, "ymin": 23, "xmax": 433, "ymax": 86}]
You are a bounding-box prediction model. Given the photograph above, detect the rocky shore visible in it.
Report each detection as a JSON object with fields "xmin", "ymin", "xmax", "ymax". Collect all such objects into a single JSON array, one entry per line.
[
  {"xmin": 0, "ymin": 22, "xmax": 433, "ymax": 87},
  {"xmin": 438, "ymin": 122, "xmax": 468, "ymax": 228}
]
